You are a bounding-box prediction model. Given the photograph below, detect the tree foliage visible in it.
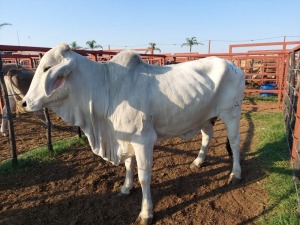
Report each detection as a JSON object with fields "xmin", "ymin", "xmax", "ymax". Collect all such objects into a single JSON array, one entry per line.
[
  {"xmin": 69, "ymin": 41, "xmax": 82, "ymax": 50},
  {"xmin": 86, "ymin": 40, "xmax": 102, "ymax": 50},
  {"xmin": 181, "ymin": 37, "xmax": 203, "ymax": 52},
  {"xmin": 146, "ymin": 43, "xmax": 161, "ymax": 53}
]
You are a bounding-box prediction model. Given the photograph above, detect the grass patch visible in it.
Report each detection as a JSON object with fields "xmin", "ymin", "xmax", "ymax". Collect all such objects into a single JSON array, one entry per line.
[
  {"xmin": 0, "ymin": 135, "xmax": 87, "ymax": 174},
  {"xmin": 248, "ymin": 111, "xmax": 300, "ymax": 224},
  {"xmin": 244, "ymin": 95, "xmax": 278, "ymax": 103}
]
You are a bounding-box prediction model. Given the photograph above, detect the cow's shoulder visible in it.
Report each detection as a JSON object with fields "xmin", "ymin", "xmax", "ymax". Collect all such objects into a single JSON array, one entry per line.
[{"xmin": 110, "ymin": 50, "xmax": 143, "ymax": 69}]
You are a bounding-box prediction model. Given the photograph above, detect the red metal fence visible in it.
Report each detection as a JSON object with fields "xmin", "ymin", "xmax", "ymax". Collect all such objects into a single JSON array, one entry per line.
[{"xmin": 284, "ymin": 45, "xmax": 300, "ymax": 172}]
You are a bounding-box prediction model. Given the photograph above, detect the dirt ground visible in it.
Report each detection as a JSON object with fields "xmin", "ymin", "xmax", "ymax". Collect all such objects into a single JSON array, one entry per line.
[{"xmin": 0, "ymin": 111, "xmax": 268, "ymax": 225}]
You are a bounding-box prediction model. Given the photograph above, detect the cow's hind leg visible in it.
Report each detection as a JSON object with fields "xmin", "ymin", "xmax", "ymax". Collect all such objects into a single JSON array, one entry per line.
[
  {"xmin": 118, "ymin": 156, "xmax": 136, "ymax": 196},
  {"xmin": 220, "ymin": 108, "xmax": 242, "ymax": 185},
  {"xmin": 190, "ymin": 120, "xmax": 214, "ymax": 169}
]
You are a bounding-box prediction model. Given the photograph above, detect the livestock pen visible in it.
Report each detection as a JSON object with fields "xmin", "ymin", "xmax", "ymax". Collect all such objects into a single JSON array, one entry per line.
[{"xmin": 0, "ymin": 42, "xmax": 300, "ymax": 223}]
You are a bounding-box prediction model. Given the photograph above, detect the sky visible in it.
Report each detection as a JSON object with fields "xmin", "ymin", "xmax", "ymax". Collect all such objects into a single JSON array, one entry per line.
[{"xmin": 0, "ymin": 0, "xmax": 300, "ymax": 54}]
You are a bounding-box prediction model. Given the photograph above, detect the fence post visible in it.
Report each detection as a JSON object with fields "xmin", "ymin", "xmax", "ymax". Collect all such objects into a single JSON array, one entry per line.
[
  {"xmin": 43, "ymin": 107, "xmax": 53, "ymax": 152},
  {"xmin": 0, "ymin": 54, "xmax": 18, "ymax": 166},
  {"xmin": 77, "ymin": 127, "xmax": 82, "ymax": 139},
  {"xmin": 295, "ymin": 130, "xmax": 300, "ymax": 179},
  {"xmin": 38, "ymin": 53, "xmax": 53, "ymax": 152}
]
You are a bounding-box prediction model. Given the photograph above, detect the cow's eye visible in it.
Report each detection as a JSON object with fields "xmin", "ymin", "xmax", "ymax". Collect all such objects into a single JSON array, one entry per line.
[{"xmin": 44, "ymin": 66, "xmax": 51, "ymax": 72}]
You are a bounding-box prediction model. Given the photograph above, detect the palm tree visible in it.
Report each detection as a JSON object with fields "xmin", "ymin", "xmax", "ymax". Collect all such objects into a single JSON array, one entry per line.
[
  {"xmin": 0, "ymin": 23, "xmax": 12, "ymax": 29},
  {"xmin": 69, "ymin": 41, "xmax": 82, "ymax": 50},
  {"xmin": 146, "ymin": 43, "xmax": 161, "ymax": 54},
  {"xmin": 181, "ymin": 37, "xmax": 203, "ymax": 52},
  {"xmin": 86, "ymin": 40, "xmax": 102, "ymax": 50}
]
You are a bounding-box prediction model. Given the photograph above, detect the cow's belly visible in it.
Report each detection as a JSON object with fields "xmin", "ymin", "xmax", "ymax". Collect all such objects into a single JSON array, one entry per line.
[
  {"xmin": 156, "ymin": 126, "xmax": 201, "ymax": 141},
  {"xmin": 153, "ymin": 107, "xmax": 215, "ymax": 140}
]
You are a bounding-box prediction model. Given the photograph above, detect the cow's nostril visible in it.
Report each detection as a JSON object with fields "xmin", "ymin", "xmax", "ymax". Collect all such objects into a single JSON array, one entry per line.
[{"xmin": 22, "ymin": 101, "xmax": 27, "ymax": 107}]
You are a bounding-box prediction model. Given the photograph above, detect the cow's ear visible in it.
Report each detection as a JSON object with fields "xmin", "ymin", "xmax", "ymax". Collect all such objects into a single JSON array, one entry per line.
[{"xmin": 45, "ymin": 59, "xmax": 74, "ymax": 96}]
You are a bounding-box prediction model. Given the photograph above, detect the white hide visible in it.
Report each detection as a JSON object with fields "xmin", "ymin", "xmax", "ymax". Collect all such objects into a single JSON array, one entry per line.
[{"xmin": 22, "ymin": 43, "xmax": 245, "ymax": 223}]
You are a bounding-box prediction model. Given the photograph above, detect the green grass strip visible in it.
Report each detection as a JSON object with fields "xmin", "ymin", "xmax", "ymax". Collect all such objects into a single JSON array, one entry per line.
[
  {"xmin": 248, "ymin": 111, "xmax": 300, "ymax": 224},
  {"xmin": 0, "ymin": 135, "xmax": 87, "ymax": 174}
]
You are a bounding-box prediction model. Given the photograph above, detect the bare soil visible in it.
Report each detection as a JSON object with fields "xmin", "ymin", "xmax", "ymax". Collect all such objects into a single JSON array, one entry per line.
[{"xmin": 0, "ymin": 111, "xmax": 268, "ymax": 225}]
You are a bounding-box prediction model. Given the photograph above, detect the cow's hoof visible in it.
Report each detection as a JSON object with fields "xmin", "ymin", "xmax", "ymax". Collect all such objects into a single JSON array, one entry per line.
[
  {"xmin": 136, "ymin": 216, "xmax": 153, "ymax": 225},
  {"xmin": 117, "ymin": 192, "xmax": 130, "ymax": 197},
  {"xmin": 190, "ymin": 162, "xmax": 201, "ymax": 169},
  {"xmin": 227, "ymin": 174, "xmax": 241, "ymax": 185},
  {"xmin": 1, "ymin": 133, "xmax": 7, "ymax": 137}
]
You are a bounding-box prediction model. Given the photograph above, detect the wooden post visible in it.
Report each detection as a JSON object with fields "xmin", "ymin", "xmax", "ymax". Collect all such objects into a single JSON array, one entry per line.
[
  {"xmin": 0, "ymin": 54, "xmax": 18, "ymax": 166},
  {"xmin": 77, "ymin": 127, "xmax": 82, "ymax": 139},
  {"xmin": 43, "ymin": 107, "xmax": 53, "ymax": 152}
]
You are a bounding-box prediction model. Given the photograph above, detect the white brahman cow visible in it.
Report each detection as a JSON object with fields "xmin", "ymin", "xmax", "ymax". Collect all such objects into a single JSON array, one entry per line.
[
  {"xmin": 1, "ymin": 68, "xmax": 45, "ymax": 136},
  {"xmin": 22, "ymin": 43, "xmax": 245, "ymax": 224}
]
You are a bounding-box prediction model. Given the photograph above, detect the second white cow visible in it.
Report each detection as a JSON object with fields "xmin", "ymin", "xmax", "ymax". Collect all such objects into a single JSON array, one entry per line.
[{"xmin": 22, "ymin": 43, "xmax": 245, "ymax": 224}]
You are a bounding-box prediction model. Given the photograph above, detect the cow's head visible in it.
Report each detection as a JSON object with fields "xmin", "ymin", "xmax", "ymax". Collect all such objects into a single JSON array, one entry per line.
[{"xmin": 22, "ymin": 43, "xmax": 76, "ymax": 111}]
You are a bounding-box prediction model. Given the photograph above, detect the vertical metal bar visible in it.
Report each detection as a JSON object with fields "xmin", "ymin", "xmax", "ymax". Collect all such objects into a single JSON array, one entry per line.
[
  {"xmin": 43, "ymin": 107, "xmax": 53, "ymax": 152},
  {"xmin": 0, "ymin": 53, "xmax": 18, "ymax": 166},
  {"xmin": 278, "ymin": 54, "xmax": 285, "ymax": 108},
  {"xmin": 38, "ymin": 53, "xmax": 53, "ymax": 152}
]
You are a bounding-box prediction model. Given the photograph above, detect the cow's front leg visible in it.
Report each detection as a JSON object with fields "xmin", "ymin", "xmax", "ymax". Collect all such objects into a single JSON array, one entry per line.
[
  {"xmin": 132, "ymin": 127, "xmax": 156, "ymax": 225},
  {"xmin": 134, "ymin": 142, "xmax": 154, "ymax": 225},
  {"xmin": 118, "ymin": 156, "xmax": 136, "ymax": 196},
  {"xmin": 190, "ymin": 120, "xmax": 214, "ymax": 168}
]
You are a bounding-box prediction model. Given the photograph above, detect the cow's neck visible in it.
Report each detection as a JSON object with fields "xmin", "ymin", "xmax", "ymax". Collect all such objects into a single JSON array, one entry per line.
[
  {"xmin": 50, "ymin": 59, "xmax": 119, "ymax": 165},
  {"xmin": 52, "ymin": 59, "xmax": 110, "ymax": 121}
]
